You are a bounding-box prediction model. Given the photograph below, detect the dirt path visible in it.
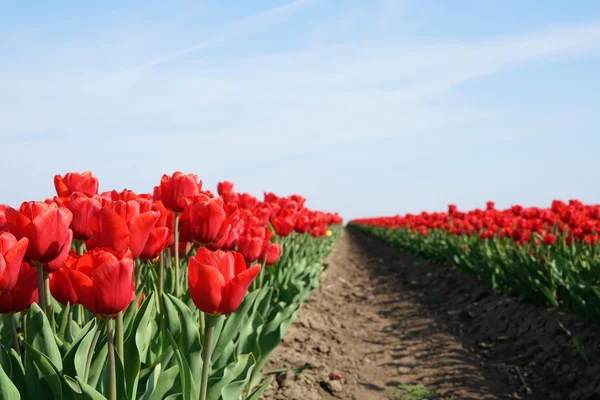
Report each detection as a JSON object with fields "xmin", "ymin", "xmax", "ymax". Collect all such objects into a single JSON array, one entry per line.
[{"xmin": 263, "ymin": 227, "xmax": 600, "ymax": 400}]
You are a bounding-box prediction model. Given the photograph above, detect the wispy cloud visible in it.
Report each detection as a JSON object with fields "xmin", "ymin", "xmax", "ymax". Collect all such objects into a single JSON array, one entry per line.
[{"xmin": 107, "ymin": 0, "xmax": 321, "ymax": 79}]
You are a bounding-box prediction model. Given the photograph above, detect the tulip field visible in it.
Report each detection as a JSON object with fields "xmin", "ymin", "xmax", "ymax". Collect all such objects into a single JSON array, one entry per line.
[
  {"xmin": 350, "ymin": 200, "xmax": 600, "ymax": 330},
  {"xmin": 0, "ymin": 172, "xmax": 343, "ymax": 400}
]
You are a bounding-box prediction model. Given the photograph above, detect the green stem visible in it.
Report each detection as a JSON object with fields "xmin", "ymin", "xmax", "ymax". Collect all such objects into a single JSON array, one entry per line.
[
  {"xmin": 199, "ymin": 312, "xmax": 205, "ymax": 343},
  {"xmin": 135, "ymin": 259, "xmax": 142, "ymax": 289},
  {"xmin": 199, "ymin": 316, "xmax": 217, "ymax": 400},
  {"xmin": 174, "ymin": 213, "xmax": 181, "ymax": 297},
  {"xmin": 107, "ymin": 318, "xmax": 117, "ymax": 400},
  {"xmin": 116, "ymin": 311, "xmax": 124, "ymax": 365},
  {"xmin": 44, "ymin": 272, "xmax": 53, "ymax": 321},
  {"xmin": 68, "ymin": 306, "xmax": 73, "ymax": 339},
  {"xmin": 36, "ymin": 264, "xmax": 47, "ymax": 315},
  {"xmin": 21, "ymin": 313, "xmax": 27, "ymax": 343},
  {"xmin": 7, "ymin": 315, "xmax": 21, "ymax": 357},
  {"xmin": 84, "ymin": 326, "xmax": 101, "ymax": 383},
  {"xmin": 75, "ymin": 240, "xmax": 86, "ymax": 256},
  {"xmin": 159, "ymin": 250, "xmax": 165, "ymax": 301}
]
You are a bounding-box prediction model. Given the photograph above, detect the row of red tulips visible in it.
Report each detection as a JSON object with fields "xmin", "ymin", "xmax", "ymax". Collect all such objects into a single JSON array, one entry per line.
[
  {"xmin": 353, "ymin": 200, "xmax": 600, "ymax": 245},
  {"xmin": 0, "ymin": 171, "xmax": 342, "ymax": 400},
  {"xmin": 351, "ymin": 200, "xmax": 600, "ymax": 329}
]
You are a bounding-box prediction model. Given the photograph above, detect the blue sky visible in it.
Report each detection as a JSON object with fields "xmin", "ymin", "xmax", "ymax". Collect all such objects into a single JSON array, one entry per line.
[{"xmin": 2, "ymin": 0, "xmax": 600, "ymax": 221}]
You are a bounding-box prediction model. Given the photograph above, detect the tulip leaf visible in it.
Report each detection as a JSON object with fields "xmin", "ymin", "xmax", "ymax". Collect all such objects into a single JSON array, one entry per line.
[
  {"xmin": 245, "ymin": 377, "xmax": 273, "ymax": 400},
  {"xmin": 63, "ymin": 375, "xmax": 107, "ymax": 400},
  {"xmin": 62, "ymin": 319, "xmax": 97, "ymax": 379},
  {"xmin": 147, "ymin": 365, "xmax": 179, "ymax": 400},
  {"xmin": 56, "ymin": 303, "xmax": 71, "ymax": 344},
  {"xmin": 212, "ymin": 290, "xmax": 261, "ymax": 365},
  {"xmin": 207, "ymin": 353, "xmax": 255, "ymax": 400},
  {"xmin": 166, "ymin": 330, "xmax": 198, "ymax": 400},
  {"xmin": 26, "ymin": 303, "xmax": 63, "ymax": 371},
  {"xmin": 23, "ymin": 341, "xmax": 63, "ymax": 400},
  {"xmin": 139, "ymin": 363, "xmax": 160, "ymax": 400},
  {"xmin": 123, "ymin": 292, "xmax": 156, "ymax": 399},
  {"xmin": 0, "ymin": 363, "xmax": 20, "ymax": 400},
  {"xmin": 8, "ymin": 349, "xmax": 27, "ymax": 398},
  {"xmin": 162, "ymin": 294, "xmax": 202, "ymax": 390}
]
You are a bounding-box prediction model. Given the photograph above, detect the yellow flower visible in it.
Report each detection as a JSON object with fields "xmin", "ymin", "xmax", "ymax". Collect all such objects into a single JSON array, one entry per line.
[{"xmin": 326, "ymin": 230, "xmax": 332, "ymax": 237}]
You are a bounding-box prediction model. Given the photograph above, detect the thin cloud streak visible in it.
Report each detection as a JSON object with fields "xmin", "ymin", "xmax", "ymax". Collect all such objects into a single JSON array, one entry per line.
[{"xmin": 106, "ymin": 0, "xmax": 321, "ymax": 79}]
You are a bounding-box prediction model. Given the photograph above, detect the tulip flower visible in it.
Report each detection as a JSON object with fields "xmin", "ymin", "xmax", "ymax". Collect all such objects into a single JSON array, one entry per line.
[
  {"xmin": 188, "ymin": 248, "xmax": 260, "ymax": 316},
  {"xmin": 69, "ymin": 248, "xmax": 135, "ymax": 316},
  {"xmin": 237, "ymin": 234, "xmax": 263, "ymax": 263},
  {"xmin": 0, "ymin": 262, "xmax": 38, "ymax": 314},
  {"xmin": 49, "ymin": 251, "xmax": 79, "ymax": 306},
  {"xmin": 189, "ymin": 248, "xmax": 260, "ymax": 400},
  {"xmin": 67, "ymin": 193, "xmax": 102, "ymax": 241},
  {"xmin": 260, "ymin": 242, "xmax": 282, "ymax": 266},
  {"xmin": 217, "ymin": 181, "xmax": 234, "ymax": 197},
  {"xmin": 184, "ymin": 195, "xmax": 237, "ymax": 246},
  {"xmin": 54, "ymin": 171, "xmax": 99, "ymax": 198},
  {"xmin": 0, "ymin": 204, "xmax": 7, "ymax": 231},
  {"xmin": 157, "ymin": 172, "xmax": 201, "ymax": 214},
  {"xmin": 0, "ymin": 233, "xmax": 29, "ymax": 294},
  {"xmin": 5, "ymin": 202, "xmax": 73, "ymax": 270},
  {"xmin": 87, "ymin": 206, "xmax": 159, "ymax": 260},
  {"xmin": 139, "ymin": 227, "xmax": 170, "ymax": 261}
]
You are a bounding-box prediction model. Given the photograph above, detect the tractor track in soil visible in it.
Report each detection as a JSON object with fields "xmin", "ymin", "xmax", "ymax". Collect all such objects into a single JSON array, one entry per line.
[{"xmin": 263, "ymin": 227, "xmax": 600, "ymax": 400}]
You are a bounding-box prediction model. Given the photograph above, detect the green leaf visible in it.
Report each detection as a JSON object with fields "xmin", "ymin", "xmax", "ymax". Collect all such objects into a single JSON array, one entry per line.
[
  {"xmin": 124, "ymin": 292, "xmax": 157, "ymax": 399},
  {"xmin": 63, "ymin": 319, "xmax": 97, "ymax": 379},
  {"xmin": 140, "ymin": 363, "xmax": 161, "ymax": 400},
  {"xmin": 8, "ymin": 349, "xmax": 26, "ymax": 399},
  {"xmin": 245, "ymin": 377, "xmax": 273, "ymax": 400},
  {"xmin": 56, "ymin": 303, "xmax": 71, "ymax": 344},
  {"xmin": 147, "ymin": 365, "xmax": 179, "ymax": 400},
  {"xmin": 165, "ymin": 330, "xmax": 198, "ymax": 400},
  {"xmin": 64, "ymin": 376, "xmax": 106, "ymax": 400},
  {"xmin": 212, "ymin": 290, "xmax": 260, "ymax": 365},
  {"xmin": 162, "ymin": 294, "xmax": 202, "ymax": 391},
  {"xmin": 23, "ymin": 341, "xmax": 63, "ymax": 400},
  {"xmin": 206, "ymin": 353, "xmax": 255, "ymax": 400},
  {"xmin": 26, "ymin": 303, "xmax": 63, "ymax": 371},
  {"xmin": 0, "ymin": 363, "xmax": 20, "ymax": 400}
]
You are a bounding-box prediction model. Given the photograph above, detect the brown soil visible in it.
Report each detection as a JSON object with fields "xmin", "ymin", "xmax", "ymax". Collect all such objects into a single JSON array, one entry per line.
[{"xmin": 262, "ymin": 227, "xmax": 600, "ymax": 400}]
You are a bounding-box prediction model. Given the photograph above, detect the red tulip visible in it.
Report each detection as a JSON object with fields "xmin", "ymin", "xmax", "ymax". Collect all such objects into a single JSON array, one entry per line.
[
  {"xmin": 0, "ymin": 262, "xmax": 38, "ymax": 314},
  {"xmin": 188, "ymin": 248, "xmax": 260, "ymax": 315},
  {"xmin": 271, "ymin": 216, "xmax": 295, "ymax": 236},
  {"xmin": 4, "ymin": 202, "xmax": 73, "ymax": 272},
  {"xmin": 157, "ymin": 172, "xmax": 201, "ymax": 213},
  {"xmin": 67, "ymin": 194, "xmax": 102, "ymax": 241},
  {"xmin": 0, "ymin": 204, "xmax": 7, "ymax": 231},
  {"xmin": 49, "ymin": 251, "xmax": 79, "ymax": 306},
  {"xmin": 544, "ymin": 234, "xmax": 557, "ymax": 246},
  {"xmin": 87, "ymin": 206, "xmax": 159, "ymax": 259},
  {"xmin": 260, "ymin": 242, "xmax": 281, "ymax": 266},
  {"xmin": 139, "ymin": 227, "xmax": 170, "ymax": 261},
  {"xmin": 184, "ymin": 195, "xmax": 236, "ymax": 246},
  {"xmin": 54, "ymin": 171, "xmax": 99, "ymax": 198},
  {"xmin": 217, "ymin": 181, "xmax": 234, "ymax": 197},
  {"xmin": 237, "ymin": 235, "xmax": 263, "ymax": 263},
  {"xmin": 0, "ymin": 232, "xmax": 29, "ymax": 294},
  {"xmin": 69, "ymin": 248, "xmax": 135, "ymax": 316}
]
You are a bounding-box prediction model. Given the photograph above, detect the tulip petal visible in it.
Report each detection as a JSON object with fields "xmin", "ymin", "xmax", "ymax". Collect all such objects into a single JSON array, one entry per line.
[
  {"xmin": 70, "ymin": 269, "xmax": 98, "ymax": 315},
  {"xmin": 0, "ymin": 237, "xmax": 29, "ymax": 292},
  {"xmin": 217, "ymin": 263, "xmax": 260, "ymax": 315},
  {"xmin": 89, "ymin": 207, "xmax": 130, "ymax": 256},
  {"xmin": 188, "ymin": 257, "xmax": 225, "ymax": 315},
  {"xmin": 194, "ymin": 247, "xmax": 227, "ymax": 276},
  {"xmin": 46, "ymin": 229, "xmax": 73, "ymax": 272},
  {"xmin": 31, "ymin": 207, "xmax": 73, "ymax": 264},
  {"xmin": 128, "ymin": 211, "xmax": 159, "ymax": 259},
  {"xmin": 92, "ymin": 257, "xmax": 135, "ymax": 315}
]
